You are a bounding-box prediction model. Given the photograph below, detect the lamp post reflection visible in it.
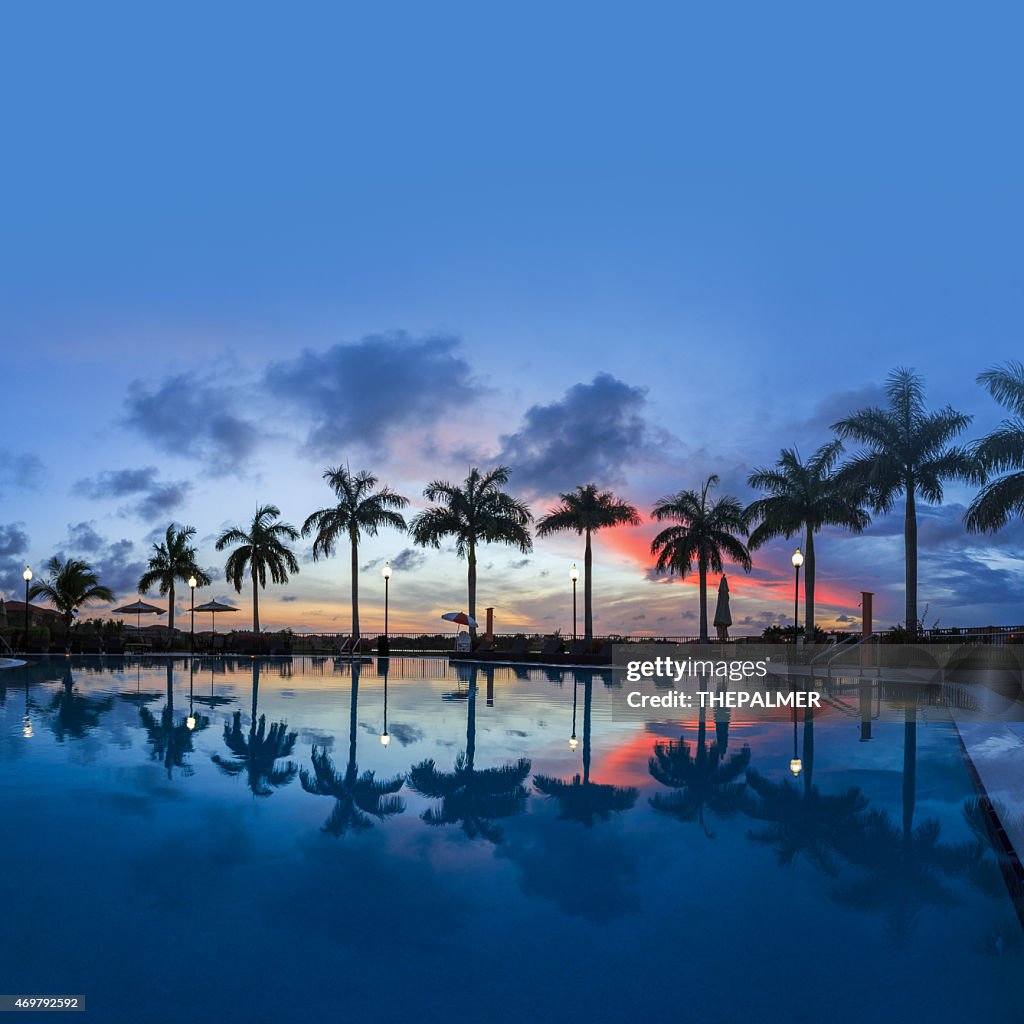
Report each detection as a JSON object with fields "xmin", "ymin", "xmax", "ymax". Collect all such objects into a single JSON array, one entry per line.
[{"xmin": 380, "ymin": 657, "xmax": 390, "ymax": 747}]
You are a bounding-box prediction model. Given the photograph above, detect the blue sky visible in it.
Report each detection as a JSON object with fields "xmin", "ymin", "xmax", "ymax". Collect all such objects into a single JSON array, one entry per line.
[{"xmin": 2, "ymin": 2, "xmax": 1023, "ymax": 633}]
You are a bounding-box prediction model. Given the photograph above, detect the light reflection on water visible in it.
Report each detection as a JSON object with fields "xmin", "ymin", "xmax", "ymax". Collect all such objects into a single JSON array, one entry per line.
[{"xmin": 0, "ymin": 655, "xmax": 1021, "ymax": 1024}]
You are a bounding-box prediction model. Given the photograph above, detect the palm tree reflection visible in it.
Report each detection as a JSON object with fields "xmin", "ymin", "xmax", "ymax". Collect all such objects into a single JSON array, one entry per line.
[
  {"xmin": 410, "ymin": 666, "xmax": 530, "ymax": 842},
  {"xmin": 648, "ymin": 696, "xmax": 750, "ymax": 839},
  {"xmin": 140, "ymin": 661, "xmax": 208, "ymax": 778},
  {"xmin": 213, "ymin": 659, "xmax": 297, "ymax": 796},
  {"xmin": 50, "ymin": 662, "xmax": 114, "ymax": 742},
  {"xmin": 534, "ymin": 676, "xmax": 636, "ymax": 827},
  {"xmin": 745, "ymin": 705, "xmax": 867, "ymax": 876},
  {"xmin": 301, "ymin": 662, "xmax": 405, "ymax": 835}
]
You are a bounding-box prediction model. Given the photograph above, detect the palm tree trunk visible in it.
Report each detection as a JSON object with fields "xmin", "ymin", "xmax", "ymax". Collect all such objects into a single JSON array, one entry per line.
[
  {"xmin": 350, "ymin": 531, "xmax": 360, "ymax": 642},
  {"xmin": 168, "ymin": 580, "xmax": 176, "ymax": 632},
  {"xmin": 904, "ymin": 480, "xmax": 918, "ymax": 641},
  {"xmin": 698, "ymin": 560, "xmax": 708, "ymax": 643},
  {"xmin": 252, "ymin": 571, "xmax": 260, "ymax": 633},
  {"xmin": 251, "ymin": 659, "xmax": 260, "ymax": 722},
  {"xmin": 348, "ymin": 664, "xmax": 359, "ymax": 775},
  {"xmin": 803, "ymin": 703, "xmax": 815, "ymax": 796},
  {"xmin": 584, "ymin": 528, "xmax": 593, "ymax": 642},
  {"xmin": 804, "ymin": 528, "xmax": 815, "ymax": 639},
  {"xmin": 467, "ymin": 538, "xmax": 477, "ymax": 636}
]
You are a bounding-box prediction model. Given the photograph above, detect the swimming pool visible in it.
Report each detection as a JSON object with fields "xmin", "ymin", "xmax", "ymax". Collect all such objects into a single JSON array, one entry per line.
[{"xmin": 0, "ymin": 656, "xmax": 1019, "ymax": 1023}]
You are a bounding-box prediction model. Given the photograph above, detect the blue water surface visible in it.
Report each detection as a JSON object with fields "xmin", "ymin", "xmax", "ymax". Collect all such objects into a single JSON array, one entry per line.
[{"xmin": 0, "ymin": 656, "xmax": 1020, "ymax": 1024}]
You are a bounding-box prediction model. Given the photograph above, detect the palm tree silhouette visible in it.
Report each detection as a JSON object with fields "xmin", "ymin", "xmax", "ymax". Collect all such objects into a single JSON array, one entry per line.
[
  {"xmin": 650, "ymin": 476, "xmax": 751, "ymax": 643},
  {"xmin": 212, "ymin": 659, "xmax": 298, "ymax": 796},
  {"xmin": 28, "ymin": 556, "xmax": 115, "ymax": 640},
  {"xmin": 300, "ymin": 663, "xmax": 405, "ymax": 835},
  {"xmin": 534, "ymin": 676, "xmax": 637, "ymax": 827},
  {"xmin": 48, "ymin": 662, "xmax": 114, "ymax": 741},
  {"xmin": 409, "ymin": 666, "xmax": 531, "ymax": 842},
  {"xmin": 138, "ymin": 524, "xmax": 212, "ymax": 631},
  {"xmin": 410, "ymin": 467, "xmax": 532, "ymax": 631},
  {"xmin": 746, "ymin": 443, "xmax": 869, "ymax": 637},
  {"xmin": 536, "ymin": 484, "xmax": 640, "ymax": 642},
  {"xmin": 967, "ymin": 361, "xmax": 1024, "ymax": 533},
  {"xmin": 301, "ymin": 467, "xmax": 409, "ymax": 643},
  {"xmin": 216, "ymin": 504, "xmax": 300, "ymax": 633},
  {"xmin": 745, "ymin": 705, "xmax": 868, "ymax": 876},
  {"xmin": 140, "ymin": 661, "xmax": 209, "ymax": 779},
  {"xmin": 834, "ymin": 368, "xmax": 978, "ymax": 640},
  {"xmin": 648, "ymin": 701, "xmax": 750, "ymax": 838}
]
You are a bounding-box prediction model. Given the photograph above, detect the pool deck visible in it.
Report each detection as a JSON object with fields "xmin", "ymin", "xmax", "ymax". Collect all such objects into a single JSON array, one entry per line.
[{"xmin": 954, "ymin": 720, "xmax": 1024, "ymax": 907}]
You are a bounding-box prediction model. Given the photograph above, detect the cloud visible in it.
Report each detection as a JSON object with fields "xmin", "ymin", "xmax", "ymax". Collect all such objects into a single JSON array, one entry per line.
[
  {"xmin": 123, "ymin": 374, "xmax": 259, "ymax": 472},
  {"xmin": 496, "ymin": 373, "xmax": 654, "ymax": 495},
  {"xmin": 280, "ymin": 595, "xmax": 298, "ymax": 603},
  {"xmin": 795, "ymin": 383, "xmax": 888, "ymax": 440},
  {"xmin": 55, "ymin": 524, "xmax": 147, "ymax": 600},
  {"xmin": 74, "ymin": 466, "xmax": 193, "ymax": 520},
  {"xmin": 0, "ymin": 450, "xmax": 45, "ymax": 493},
  {"xmin": 390, "ymin": 548, "xmax": 426, "ymax": 573},
  {"xmin": 265, "ymin": 332, "xmax": 482, "ymax": 456},
  {"xmin": 0, "ymin": 523, "xmax": 30, "ymax": 595}
]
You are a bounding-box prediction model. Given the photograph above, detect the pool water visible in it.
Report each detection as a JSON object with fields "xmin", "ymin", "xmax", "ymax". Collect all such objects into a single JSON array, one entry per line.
[{"xmin": 0, "ymin": 656, "xmax": 1020, "ymax": 1023}]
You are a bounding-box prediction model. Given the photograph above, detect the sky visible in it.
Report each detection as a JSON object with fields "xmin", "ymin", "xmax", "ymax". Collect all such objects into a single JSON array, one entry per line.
[{"xmin": 2, "ymin": 1, "xmax": 1023, "ymax": 636}]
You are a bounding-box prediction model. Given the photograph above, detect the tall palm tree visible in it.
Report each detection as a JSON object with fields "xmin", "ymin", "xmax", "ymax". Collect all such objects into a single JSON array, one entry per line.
[
  {"xmin": 534, "ymin": 676, "xmax": 637, "ymax": 826},
  {"xmin": 28, "ymin": 556, "xmax": 114, "ymax": 637},
  {"xmin": 746, "ymin": 443, "xmax": 870, "ymax": 637},
  {"xmin": 300, "ymin": 663, "xmax": 405, "ymax": 835},
  {"xmin": 536, "ymin": 484, "xmax": 640, "ymax": 642},
  {"xmin": 48, "ymin": 661, "xmax": 114, "ymax": 742},
  {"xmin": 410, "ymin": 467, "xmax": 532, "ymax": 630},
  {"xmin": 409, "ymin": 666, "xmax": 531, "ymax": 843},
  {"xmin": 216, "ymin": 504, "xmax": 300, "ymax": 633},
  {"xmin": 138, "ymin": 524, "xmax": 211, "ymax": 631},
  {"xmin": 834, "ymin": 368, "xmax": 977, "ymax": 640},
  {"xmin": 301, "ymin": 467, "xmax": 409, "ymax": 643},
  {"xmin": 212, "ymin": 660, "xmax": 298, "ymax": 796},
  {"xmin": 650, "ymin": 476, "xmax": 751, "ymax": 643},
  {"xmin": 966, "ymin": 361, "xmax": 1024, "ymax": 534},
  {"xmin": 648, "ymin": 703, "xmax": 750, "ymax": 839}
]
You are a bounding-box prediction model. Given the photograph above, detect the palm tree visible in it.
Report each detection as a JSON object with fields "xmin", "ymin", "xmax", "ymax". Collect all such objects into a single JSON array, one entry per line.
[
  {"xmin": 212, "ymin": 660, "xmax": 298, "ymax": 796},
  {"xmin": 966, "ymin": 361, "xmax": 1024, "ymax": 533},
  {"xmin": 746, "ymin": 443, "xmax": 870, "ymax": 637},
  {"xmin": 410, "ymin": 467, "xmax": 532, "ymax": 630},
  {"xmin": 834, "ymin": 368, "xmax": 977, "ymax": 640},
  {"xmin": 299, "ymin": 663, "xmax": 405, "ymax": 835},
  {"xmin": 408, "ymin": 666, "xmax": 531, "ymax": 842},
  {"xmin": 650, "ymin": 476, "xmax": 751, "ymax": 643},
  {"xmin": 28, "ymin": 556, "xmax": 114, "ymax": 638},
  {"xmin": 301, "ymin": 467, "xmax": 409, "ymax": 643},
  {"xmin": 648, "ymin": 703, "xmax": 750, "ymax": 838},
  {"xmin": 216, "ymin": 504, "xmax": 300, "ymax": 633},
  {"xmin": 48, "ymin": 661, "xmax": 114, "ymax": 741},
  {"xmin": 534, "ymin": 676, "xmax": 637, "ymax": 826},
  {"xmin": 536, "ymin": 484, "xmax": 640, "ymax": 643},
  {"xmin": 137, "ymin": 524, "xmax": 211, "ymax": 631}
]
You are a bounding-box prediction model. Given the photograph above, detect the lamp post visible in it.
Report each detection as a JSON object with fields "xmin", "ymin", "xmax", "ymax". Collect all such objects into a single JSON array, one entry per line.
[
  {"xmin": 22, "ymin": 566, "xmax": 32, "ymax": 653},
  {"xmin": 188, "ymin": 576, "xmax": 198, "ymax": 657},
  {"xmin": 570, "ymin": 563, "xmax": 579, "ymax": 641},
  {"xmin": 789, "ymin": 707, "xmax": 802, "ymax": 776},
  {"xmin": 791, "ymin": 548, "xmax": 804, "ymax": 645},
  {"xmin": 381, "ymin": 561, "xmax": 392, "ymax": 655}
]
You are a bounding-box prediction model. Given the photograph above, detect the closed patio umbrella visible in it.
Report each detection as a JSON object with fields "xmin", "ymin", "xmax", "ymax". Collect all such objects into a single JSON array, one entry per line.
[
  {"xmin": 193, "ymin": 598, "xmax": 239, "ymax": 634},
  {"xmin": 713, "ymin": 575, "xmax": 731, "ymax": 642}
]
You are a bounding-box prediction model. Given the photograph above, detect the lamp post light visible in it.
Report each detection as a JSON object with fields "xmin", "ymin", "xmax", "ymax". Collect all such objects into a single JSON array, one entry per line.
[
  {"xmin": 570, "ymin": 563, "xmax": 579, "ymax": 641},
  {"xmin": 22, "ymin": 566, "xmax": 32, "ymax": 653},
  {"xmin": 381, "ymin": 561, "xmax": 392, "ymax": 656},
  {"xmin": 188, "ymin": 575, "xmax": 198, "ymax": 657},
  {"xmin": 791, "ymin": 548, "xmax": 804, "ymax": 645}
]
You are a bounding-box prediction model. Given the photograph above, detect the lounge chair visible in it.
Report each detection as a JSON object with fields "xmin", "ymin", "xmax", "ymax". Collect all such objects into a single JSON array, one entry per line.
[
  {"xmin": 568, "ymin": 639, "xmax": 590, "ymax": 661},
  {"xmin": 536, "ymin": 636, "xmax": 563, "ymax": 662}
]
